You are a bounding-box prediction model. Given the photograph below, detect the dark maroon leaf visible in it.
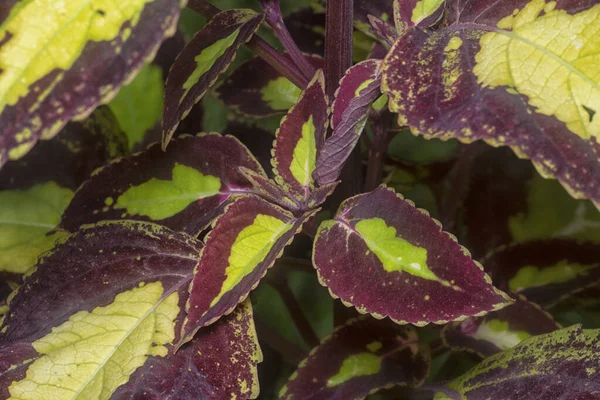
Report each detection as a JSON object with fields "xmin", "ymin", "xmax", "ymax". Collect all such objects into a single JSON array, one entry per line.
[
  {"xmin": 313, "ymin": 185, "xmax": 512, "ymax": 325},
  {"xmin": 485, "ymin": 239, "xmax": 600, "ymax": 308},
  {"xmin": 314, "ymin": 59, "xmax": 383, "ymax": 184},
  {"xmin": 442, "ymin": 295, "xmax": 559, "ymax": 357},
  {"xmin": 281, "ymin": 317, "xmax": 430, "ymax": 400},
  {"xmin": 162, "ymin": 9, "xmax": 264, "ymax": 146},
  {"xmin": 60, "ymin": 134, "xmax": 264, "ymax": 235}
]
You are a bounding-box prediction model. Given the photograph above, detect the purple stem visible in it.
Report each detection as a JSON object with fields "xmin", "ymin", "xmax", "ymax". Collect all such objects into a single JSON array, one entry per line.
[
  {"xmin": 187, "ymin": 0, "xmax": 308, "ymax": 88},
  {"xmin": 259, "ymin": 0, "xmax": 316, "ymax": 80}
]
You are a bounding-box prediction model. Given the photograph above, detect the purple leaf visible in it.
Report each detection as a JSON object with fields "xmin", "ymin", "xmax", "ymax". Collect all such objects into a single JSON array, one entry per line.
[
  {"xmin": 162, "ymin": 9, "xmax": 264, "ymax": 147},
  {"xmin": 313, "ymin": 185, "xmax": 512, "ymax": 326}
]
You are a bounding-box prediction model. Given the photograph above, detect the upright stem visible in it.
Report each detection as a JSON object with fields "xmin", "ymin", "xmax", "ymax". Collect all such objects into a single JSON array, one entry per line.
[
  {"xmin": 187, "ymin": 0, "xmax": 308, "ymax": 88},
  {"xmin": 365, "ymin": 112, "xmax": 393, "ymax": 192}
]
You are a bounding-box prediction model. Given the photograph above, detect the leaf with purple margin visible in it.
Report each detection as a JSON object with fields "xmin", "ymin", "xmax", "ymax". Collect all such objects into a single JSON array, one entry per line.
[
  {"xmin": 442, "ymin": 295, "xmax": 560, "ymax": 358},
  {"xmin": 280, "ymin": 317, "xmax": 430, "ymax": 400},
  {"xmin": 162, "ymin": 9, "xmax": 264, "ymax": 147},
  {"xmin": 240, "ymin": 167, "xmax": 302, "ymax": 211},
  {"xmin": 60, "ymin": 134, "xmax": 264, "ymax": 235},
  {"xmin": 111, "ymin": 299, "xmax": 262, "ymax": 400},
  {"xmin": 0, "ymin": 221, "xmax": 203, "ymax": 399},
  {"xmin": 382, "ymin": 0, "xmax": 600, "ymax": 207},
  {"xmin": 0, "ymin": 0, "xmax": 183, "ymax": 169},
  {"xmin": 485, "ymin": 239, "xmax": 600, "ymax": 309},
  {"xmin": 434, "ymin": 325, "xmax": 600, "ymax": 400},
  {"xmin": 394, "ymin": 0, "xmax": 446, "ymax": 29},
  {"xmin": 181, "ymin": 195, "xmax": 317, "ymax": 345},
  {"xmin": 368, "ymin": 15, "xmax": 398, "ymax": 46},
  {"xmin": 272, "ymin": 70, "xmax": 328, "ymax": 200},
  {"xmin": 313, "ymin": 185, "xmax": 512, "ymax": 326},
  {"xmin": 217, "ymin": 55, "xmax": 325, "ymax": 118},
  {"xmin": 353, "ymin": 0, "xmax": 396, "ymax": 39},
  {"xmin": 0, "ymin": 107, "xmax": 127, "ymax": 276},
  {"xmin": 315, "ymin": 59, "xmax": 383, "ymax": 185}
]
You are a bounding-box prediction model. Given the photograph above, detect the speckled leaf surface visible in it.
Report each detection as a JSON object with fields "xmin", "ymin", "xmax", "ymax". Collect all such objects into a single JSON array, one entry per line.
[
  {"xmin": 60, "ymin": 134, "xmax": 264, "ymax": 235},
  {"xmin": 111, "ymin": 300, "xmax": 262, "ymax": 400},
  {"xmin": 442, "ymin": 295, "xmax": 559, "ymax": 358},
  {"xmin": 434, "ymin": 325, "xmax": 600, "ymax": 400},
  {"xmin": 272, "ymin": 70, "xmax": 328, "ymax": 200},
  {"xmin": 0, "ymin": 0, "xmax": 183, "ymax": 169},
  {"xmin": 0, "ymin": 108, "xmax": 126, "ymax": 275},
  {"xmin": 0, "ymin": 221, "xmax": 262, "ymax": 400},
  {"xmin": 218, "ymin": 55, "xmax": 325, "ymax": 118},
  {"xmin": 382, "ymin": 0, "xmax": 600, "ymax": 207},
  {"xmin": 182, "ymin": 195, "xmax": 316, "ymax": 345},
  {"xmin": 280, "ymin": 317, "xmax": 430, "ymax": 400},
  {"xmin": 315, "ymin": 59, "xmax": 383, "ymax": 184},
  {"xmin": 485, "ymin": 239, "xmax": 600, "ymax": 308},
  {"xmin": 313, "ymin": 185, "xmax": 512, "ymax": 326},
  {"xmin": 0, "ymin": 221, "xmax": 201, "ymax": 399},
  {"xmin": 162, "ymin": 9, "xmax": 264, "ymax": 146}
]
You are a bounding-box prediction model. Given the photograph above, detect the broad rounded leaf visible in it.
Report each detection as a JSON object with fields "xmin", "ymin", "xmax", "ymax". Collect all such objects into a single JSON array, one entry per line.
[
  {"xmin": 382, "ymin": 0, "xmax": 600, "ymax": 207},
  {"xmin": 272, "ymin": 70, "xmax": 328, "ymax": 200},
  {"xmin": 0, "ymin": 0, "xmax": 183, "ymax": 168},
  {"xmin": 434, "ymin": 325, "xmax": 600, "ymax": 400},
  {"xmin": 60, "ymin": 134, "xmax": 264, "ymax": 235},
  {"xmin": 315, "ymin": 59, "xmax": 383, "ymax": 184},
  {"xmin": 0, "ymin": 108, "xmax": 126, "ymax": 275},
  {"xmin": 0, "ymin": 221, "xmax": 202, "ymax": 399},
  {"xmin": 112, "ymin": 300, "xmax": 262, "ymax": 400},
  {"xmin": 313, "ymin": 185, "xmax": 512, "ymax": 325},
  {"xmin": 162, "ymin": 9, "xmax": 264, "ymax": 146},
  {"xmin": 217, "ymin": 55, "xmax": 325, "ymax": 118},
  {"xmin": 442, "ymin": 295, "xmax": 559, "ymax": 357},
  {"xmin": 485, "ymin": 239, "xmax": 600, "ymax": 308},
  {"xmin": 181, "ymin": 195, "xmax": 316, "ymax": 345},
  {"xmin": 280, "ymin": 317, "xmax": 430, "ymax": 400}
]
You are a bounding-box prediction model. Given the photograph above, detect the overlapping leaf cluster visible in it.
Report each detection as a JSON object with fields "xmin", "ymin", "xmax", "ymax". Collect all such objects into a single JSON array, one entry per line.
[{"xmin": 1, "ymin": 0, "xmax": 600, "ymax": 399}]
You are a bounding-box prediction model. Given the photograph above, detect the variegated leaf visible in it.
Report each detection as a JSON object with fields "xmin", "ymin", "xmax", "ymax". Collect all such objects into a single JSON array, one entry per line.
[
  {"xmin": 0, "ymin": 0, "xmax": 183, "ymax": 168},
  {"xmin": 394, "ymin": 0, "xmax": 446, "ymax": 29},
  {"xmin": 162, "ymin": 9, "xmax": 264, "ymax": 146},
  {"xmin": 60, "ymin": 134, "xmax": 264, "ymax": 235},
  {"xmin": 485, "ymin": 239, "xmax": 600, "ymax": 308},
  {"xmin": 382, "ymin": 0, "xmax": 600, "ymax": 207},
  {"xmin": 272, "ymin": 70, "xmax": 328, "ymax": 201},
  {"xmin": 434, "ymin": 325, "xmax": 600, "ymax": 400},
  {"xmin": 442, "ymin": 295, "xmax": 560, "ymax": 357},
  {"xmin": 0, "ymin": 221, "xmax": 262, "ymax": 400},
  {"xmin": 313, "ymin": 185, "xmax": 512, "ymax": 326},
  {"xmin": 0, "ymin": 107, "xmax": 126, "ymax": 276},
  {"xmin": 315, "ymin": 59, "xmax": 383, "ymax": 184},
  {"xmin": 280, "ymin": 317, "xmax": 430, "ymax": 400},
  {"xmin": 181, "ymin": 195, "xmax": 316, "ymax": 345}
]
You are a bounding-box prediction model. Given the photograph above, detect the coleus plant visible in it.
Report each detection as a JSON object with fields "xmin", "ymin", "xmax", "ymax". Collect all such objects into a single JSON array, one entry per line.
[{"xmin": 1, "ymin": 0, "xmax": 600, "ymax": 399}]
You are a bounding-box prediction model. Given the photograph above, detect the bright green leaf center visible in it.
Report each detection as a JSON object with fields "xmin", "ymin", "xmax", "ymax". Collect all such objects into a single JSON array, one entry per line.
[
  {"xmin": 355, "ymin": 218, "xmax": 439, "ymax": 281},
  {"xmin": 261, "ymin": 77, "xmax": 302, "ymax": 110},
  {"xmin": 290, "ymin": 115, "xmax": 317, "ymax": 188},
  {"xmin": 509, "ymin": 260, "xmax": 596, "ymax": 292},
  {"xmin": 115, "ymin": 163, "xmax": 222, "ymax": 220},
  {"xmin": 411, "ymin": 0, "xmax": 445, "ymax": 24},
  {"xmin": 473, "ymin": 319, "xmax": 532, "ymax": 350},
  {"xmin": 327, "ymin": 353, "xmax": 382, "ymax": 387}
]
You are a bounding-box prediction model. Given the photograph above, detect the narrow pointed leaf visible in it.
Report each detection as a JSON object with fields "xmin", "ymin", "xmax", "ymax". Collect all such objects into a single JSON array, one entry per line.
[
  {"xmin": 485, "ymin": 239, "xmax": 600, "ymax": 308},
  {"xmin": 394, "ymin": 0, "xmax": 446, "ymax": 29},
  {"xmin": 182, "ymin": 195, "xmax": 316, "ymax": 344},
  {"xmin": 315, "ymin": 59, "xmax": 383, "ymax": 184},
  {"xmin": 111, "ymin": 300, "xmax": 262, "ymax": 400},
  {"xmin": 272, "ymin": 70, "xmax": 328, "ymax": 200},
  {"xmin": 60, "ymin": 134, "xmax": 264, "ymax": 235},
  {"xmin": 217, "ymin": 55, "xmax": 325, "ymax": 118},
  {"xmin": 353, "ymin": 0, "xmax": 396, "ymax": 39},
  {"xmin": 162, "ymin": 9, "xmax": 264, "ymax": 146},
  {"xmin": 280, "ymin": 317, "xmax": 430, "ymax": 400},
  {"xmin": 240, "ymin": 167, "xmax": 302, "ymax": 211},
  {"xmin": 434, "ymin": 325, "xmax": 600, "ymax": 400},
  {"xmin": 382, "ymin": 0, "xmax": 600, "ymax": 206},
  {"xmin": 0, "ymin": 0, "xmax": 183, "ymax": 168},
  {"xmin": 0, "ymin": 108, "xmax": 126, "ymax": 275},
  {"xmin": 442, "ymin": 295, "xmax": 559, "ymax": 357},
  {"xmin": 313, "ymin": 185, "xmax": 512, "ymax": 326},
  {"xmin": 368, "ymin": 15, "xmax": 398, "ymax": 46}
]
